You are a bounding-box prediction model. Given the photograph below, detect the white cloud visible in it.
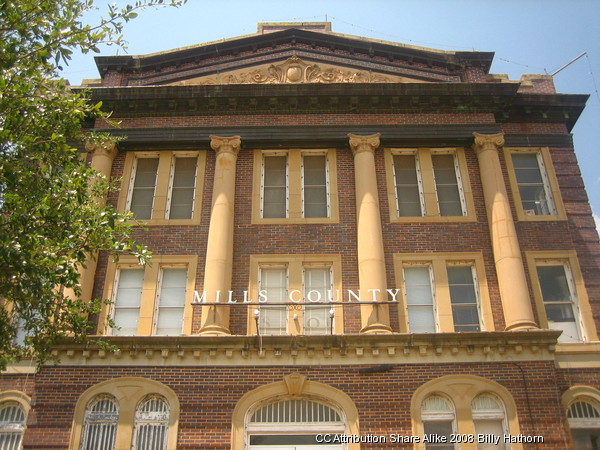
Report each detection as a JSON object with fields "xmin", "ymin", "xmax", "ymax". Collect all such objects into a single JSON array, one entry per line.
[{"xmin": 594, "ymin": 213, "xmax": 600, "ymax": 232}]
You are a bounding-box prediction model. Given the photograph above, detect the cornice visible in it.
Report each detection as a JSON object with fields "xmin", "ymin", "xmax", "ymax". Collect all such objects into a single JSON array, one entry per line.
[
  {"xmin": 79, "ymin": 84, "xmax": 586, "ymax": 130},
  {"xmin": 43, "ymin": 331, "xmax": 562, "ymax": 367}
]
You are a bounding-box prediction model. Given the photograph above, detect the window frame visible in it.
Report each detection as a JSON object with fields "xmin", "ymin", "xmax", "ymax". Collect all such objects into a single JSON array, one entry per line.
[
  {"xmin": 153, "ymin": 267, "xmax": 190, "ymax": 336},
  {"xmin": 525, "ymin": 251, "xmax": 598, "ymax": 344},
  {"xmin": 562, "ymin": 387, "xmax": 600, "ymax": 450},
  {"xmin": 504, "ymin": 147, "xmax": 566, "ymax": 221},
  {"xmin": 248, "ymin": 255, "xmax": 343, "ymax": 335},
  {"xmin": 118, "ymin": 151, "xmax": 206, "ymax": 225},
  {"xmin": 447, "ymin": 264, "xmax": 483, "ymax": 332},
  {"xmin": 80, "ymin": 394, "xmax": 119, "ymax": 450},
  {"xmin": 165, "ymin": 154, "xmax": 200, "ymax": 220},
  {"xmin": 252, "ymin": 149, "xmax": 339, "ymax": 224},
  {"xmin": 301, "ymin": 151, "xmax": 331, "ymax": 219},
  {"xmin": 412, "ymin": 375, "xmax": 521, "ymax": 447},
  {"xmin": 100, "ymin": 255, "xmax": 197, "ymax": 336},
  {"xmin": 0, "ymin": 392, "xmax": 30, "ymax": 450},
  {"xmin": 385, "ymin": 147, "xmax": 475, "ymax": 222},
  {"xmin": 132, "ymin": 395, "xmax": 170, "ymax": 450},
  {"xmin": 70, "ymin": 378, "xmax": 179, "ymax": 450},
  {"xmin": 403, "ymin": 264, "xmax": 438, "ymax": 334},
  {"xmin": 393, "ymin": 253, "xmax": 493, "ymax": 333},
  {"xmin": 260, "ymin": 152, "xmax": 289, "ymax": 219}
]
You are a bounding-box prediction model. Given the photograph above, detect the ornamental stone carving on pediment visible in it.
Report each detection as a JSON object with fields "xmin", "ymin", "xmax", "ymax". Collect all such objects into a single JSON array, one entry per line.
[{"xmin": 168, "ymin": 56, "xmax": 420, "ymax": 86}]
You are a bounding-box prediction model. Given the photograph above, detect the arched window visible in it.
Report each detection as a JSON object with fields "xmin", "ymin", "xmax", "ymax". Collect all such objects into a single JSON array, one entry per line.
[
  {"xmin": 0, "ymin": 402, "xmax": 26, "ymax": 450},
  {"xmin": 421, "ymin": 395, "xmax": 456, "ymax": 449},
  {"xmin": 132, "ymin": 395, "xmax": 170, "ymax": 450},
  {"xmin": 80, "ymin": 395, "xmax": 119, "ymax": 450},
  {"xmin": 472, "ymin": 394, "xmax": 507, "ymax": 449},
  {"xmin": 247, "ymin": 398, "xmax": 345, "ymax": 449},
  {"xmin": 412, "ymin": 375, "xmax": 521, "ymax": 447},
  {"xmin": 567, "ymin": 399, "xmax": 600, "ymax": 449}
]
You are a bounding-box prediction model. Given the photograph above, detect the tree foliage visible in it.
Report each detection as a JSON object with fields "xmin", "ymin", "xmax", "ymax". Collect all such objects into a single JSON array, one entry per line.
[{"xmin": 0, "ymin": 0, "xmax": 185, "ymax": 368}]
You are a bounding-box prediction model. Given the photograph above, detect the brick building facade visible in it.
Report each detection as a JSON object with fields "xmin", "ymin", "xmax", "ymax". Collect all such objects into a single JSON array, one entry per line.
[{"xmin": 2, "ymin": 23, "xmax": 600, "ymax": 449}]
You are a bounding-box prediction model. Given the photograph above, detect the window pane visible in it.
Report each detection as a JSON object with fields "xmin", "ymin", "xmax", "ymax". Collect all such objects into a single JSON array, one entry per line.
[
  {"xmin": 571, "ymin": 429, "xmax": 600, "ymax": 450},
  {"xmin": 304, "ymin": 186, "xmax": 328, "ymax": 218},
  {"xmin": 262, "ymin": 156, "xmax": 287, "ymax": 218},
  {"xmin": 404, "ymin": 267, "xmax": 435, "ymax": 332},
  {"xmin": 512, "ymin": 153, "xmax": 554, "ymax": 215},
  {"xmin": 423, "ymin": 421, "xmax": 455, "ymax": 449},
  {"xmin": 393, "ymin": 154, "xmax": 422, "ymax": 216},
  {"xmin": 303, "ymin": 155, "xmax": 328, "ymax": 218},
  {"xmin": 474, "ymin": 419, "xmax": 506, "ymax": 449},
  {"xmin": 259, "ymin": 268, "xmax": 287, "ymax": 335},
  {"xmin": 538, "ymin": 265, "xmax": 571, "ymax": 303},
  {"xmin": 113, "ymin": 269, "xmax": 144, "ymax": 336},
  {"xmin": 169, "ymin": 157, "xmax": 197, "ymax": 219},
  {"xmin": 304, "ymin": 268, "xmax": 331, "ymax": 335},
  {"xmin": 156, "ymin": 268, "xmax": 186, "ymax": 336},
  {"xmin": 130, "ymin": 158, "xmax": 159, "ymax": 220},
  {"xmin": 448, "ymin": 266, "xmax": 480, "ymax": 332},
  {"xmin": 432, "ymin": 154, "xmax": 463, "ymax": 216}
]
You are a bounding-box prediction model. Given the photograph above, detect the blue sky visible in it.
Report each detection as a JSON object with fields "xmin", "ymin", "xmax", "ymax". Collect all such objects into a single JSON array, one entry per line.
[{"xmin": 63, "ymin": 0, "xmax": 600, "ymax": 226}]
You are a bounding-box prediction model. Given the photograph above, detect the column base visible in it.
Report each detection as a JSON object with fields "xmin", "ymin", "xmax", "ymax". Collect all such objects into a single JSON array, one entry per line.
[
  {"xmin": 504, "ymin": 320, "xmax": 539, "ymax": 331},
  {"xmin": 198, "ymin": 324, "xmax": 232, "ymax": 336},
  {"xmin": 360, "ymin": 323, "xmax": 393, "ymax": 334}
]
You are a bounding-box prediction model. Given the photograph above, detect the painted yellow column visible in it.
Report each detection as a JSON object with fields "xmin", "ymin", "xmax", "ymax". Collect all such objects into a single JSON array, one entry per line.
[
  {"xmin": 473, "ymin": 132, "xmax": 537, "ymax": 330},
  {"xmin": 199, "ymin": 135, "xmax": 241, "ymax": 335},
  {"xmin": 64, "ymin": 141, "xmax": 118, "ymax": 304},
  {"xmin": 348, "ymin": 133, "xmax": 392, "ymax": 334}
]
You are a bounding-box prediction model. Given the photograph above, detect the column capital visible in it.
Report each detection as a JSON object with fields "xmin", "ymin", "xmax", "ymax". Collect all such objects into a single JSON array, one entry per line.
[
  {"xmin": 210, "ymin": 135, "xmax": 241, "ymax": 156},
  {"xmin": 348, "ymin": 133, "xmax": 381, "ymax": 156},
  {"xmin": 85, "ymin": 140, "xmax": 118, "ymax": 161},
  {"xmin": 472, "ymin": 132, "xmax": 505, "ymax": 156}
]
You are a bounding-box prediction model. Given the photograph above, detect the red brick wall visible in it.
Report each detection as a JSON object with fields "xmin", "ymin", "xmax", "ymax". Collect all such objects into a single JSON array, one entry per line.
[{"xmin": 20, "ymin": 362, "xmax": 576, "ymax": 449}]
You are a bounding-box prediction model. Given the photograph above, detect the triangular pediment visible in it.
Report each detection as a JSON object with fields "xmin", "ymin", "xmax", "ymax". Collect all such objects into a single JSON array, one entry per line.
[
  {"xmin": 166, "ymin": 56, "xmax": 428, "ymax": 86},
  {"xmin": 94, "ymin": 27, "xmax": 494, "ymax": 87}
]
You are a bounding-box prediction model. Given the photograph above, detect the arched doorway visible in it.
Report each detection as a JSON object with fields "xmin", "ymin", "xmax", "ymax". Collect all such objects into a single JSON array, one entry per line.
[
  {"xmin": 247, "ymin": 398, "xmax": 344, "ymax": 449},
  {"xmin": 231, "ymin": 373, "xmax": 360, "ymax": 450}
]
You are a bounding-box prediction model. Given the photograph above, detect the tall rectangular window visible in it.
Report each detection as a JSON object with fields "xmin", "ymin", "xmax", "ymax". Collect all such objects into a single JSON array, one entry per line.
[
  {"xmin": 512, "ymin": 152, "xmax": 555, "ymax": 216},
  {"xmin": 168, "ymin": 157, "xmax": 197, "ymax": 220},
  {"xmin": 447, "ymin": 265, "xmax": 480, "ymax": 332},
  {"xmin": 303, "ymin": 267, "xmax": 332, "ymax": 335},
  {"xmin": 386, "ymin": 148, "xmax": 473, "ymax": 221},
  {"xmin": 302, "ymin": 155, "xmax": 329, "ymax": 218},
  {"xmin": 259, "ymin": 268, "xmax": 288, "ymax": 335},
  {"xmin": 155, "ymin": 268, "xmax": 187, "ymax": 336},
  {"xmin": 537, "ymin": 264, "xmax": 581, "ymax": 342},
  {"xmin": 112, "ymin": 269, "xmax": 144, "ymax": 335},
  {"xmin": 432, "ymin": 153, "xmax": 464, "ymax": 216},
  {"xmin": 404, "ymin": 266, "xmax": 436, "ymax": 333},
  {"xmin": 262, "ymin": 155, "xmax": 287, "ymax": 218},
  {"xmin": 393, "ymin": 154, "xmax": 423, "ymax": 217},
  {"xmin": 129, "ymin": 158, "xmax": 159, "ymax": 220}
]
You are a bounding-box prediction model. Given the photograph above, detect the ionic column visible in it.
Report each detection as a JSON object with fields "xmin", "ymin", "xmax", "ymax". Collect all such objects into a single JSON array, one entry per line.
[
  {"xmin": 66, "ymin": 141, "xmax": 118, "ymax": 303},
  {"xmin": 199, "ymin": 135, "xmax": 241, "ymax": 335},
  {"xmin": 348, "ymin": 133, "xmax": 392, "ymax": 334},
  {"xmin": 473, "ymin": 132, "xmax": 537, "ymax": 330}
]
